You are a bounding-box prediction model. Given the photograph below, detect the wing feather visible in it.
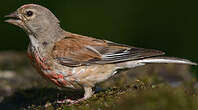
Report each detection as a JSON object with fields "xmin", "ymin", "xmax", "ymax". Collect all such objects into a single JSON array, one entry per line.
[{"xmin": 52, "ymin": 32, "xmax": 165, "ymax": 67}]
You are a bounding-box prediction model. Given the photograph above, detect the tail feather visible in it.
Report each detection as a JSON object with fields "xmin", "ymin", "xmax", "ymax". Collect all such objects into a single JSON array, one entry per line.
[
  {"xmin": 138, "ymin": 57, "xmax": 197, "ymax": 65},
  {"xmin": 117, "ymin": 57, "xmax": 197, "ymax": 69}
]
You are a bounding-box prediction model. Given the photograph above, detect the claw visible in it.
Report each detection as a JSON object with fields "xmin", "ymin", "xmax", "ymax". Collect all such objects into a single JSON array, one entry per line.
[{"xmin": 56, "ymin": 98, "xmax": 84, "ymax": 105}]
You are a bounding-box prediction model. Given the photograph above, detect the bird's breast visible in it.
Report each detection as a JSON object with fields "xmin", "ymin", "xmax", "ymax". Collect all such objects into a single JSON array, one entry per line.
[{"xmin": 27, "ymin": 45, "xmax": 80, "ymax": 88}]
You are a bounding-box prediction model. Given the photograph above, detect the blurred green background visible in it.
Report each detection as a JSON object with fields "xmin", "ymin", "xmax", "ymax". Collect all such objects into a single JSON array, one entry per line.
[
  {"xmin": 0, "ymin": 1, "xmax": 198, "ymax": 109},
  {"xmin": 0, "ymin": 0, "xmax": 198, "ymax": 61}
]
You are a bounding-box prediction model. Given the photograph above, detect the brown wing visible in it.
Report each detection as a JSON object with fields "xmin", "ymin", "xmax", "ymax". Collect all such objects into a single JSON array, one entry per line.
[{"xmin": 52, "ymin": 32, "xmax": 165, "ymax": 67}]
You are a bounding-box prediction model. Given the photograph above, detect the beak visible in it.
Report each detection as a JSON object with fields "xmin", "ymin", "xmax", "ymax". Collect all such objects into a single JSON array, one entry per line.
[
  {"xmin": 4, "ymin": 11, "xmax": 21, "ymax": 25},
  {"xmin": 5, "ymin": 11, "xmax": 18, "ymax": 18}
]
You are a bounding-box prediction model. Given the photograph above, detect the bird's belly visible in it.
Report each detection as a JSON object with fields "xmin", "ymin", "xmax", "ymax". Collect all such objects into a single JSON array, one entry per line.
[
  {"xmin": 72, "ymin": 64, "xmax": 117, "ymax": 86},
  {"xmin": 34, "ymin": 61, "xmax": 81, "ymax": 89}
]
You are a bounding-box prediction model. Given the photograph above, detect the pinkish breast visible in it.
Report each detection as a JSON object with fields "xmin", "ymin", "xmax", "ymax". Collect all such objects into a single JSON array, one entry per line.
[{"xmin": 28, "ymin": 48, "xmax": 77, "ymax": 89}]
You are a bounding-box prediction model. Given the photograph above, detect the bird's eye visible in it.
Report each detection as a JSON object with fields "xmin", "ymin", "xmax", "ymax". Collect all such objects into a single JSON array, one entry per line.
[{"xmin": 26, "ymin": 11, "xmax": 33, "ymax": 17}]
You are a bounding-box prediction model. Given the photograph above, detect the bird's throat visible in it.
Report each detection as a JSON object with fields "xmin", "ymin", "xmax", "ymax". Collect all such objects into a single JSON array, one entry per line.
[
  {"xmin": 29, "ymin": 34, "xmax": 40, "ymax": 48},
  {"xmin": 28, "ymin": 34, "xmax": 54, "ymax": 57}
]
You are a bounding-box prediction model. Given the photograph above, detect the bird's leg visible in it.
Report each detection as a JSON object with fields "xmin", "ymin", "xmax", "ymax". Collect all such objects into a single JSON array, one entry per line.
[
  {"xmin": 81, "ymin": 86, "xmax": 94, "ymax": 99},
  {"xmin": 56, "ymin": 86, "xmax": 94, "ymax": 104}
]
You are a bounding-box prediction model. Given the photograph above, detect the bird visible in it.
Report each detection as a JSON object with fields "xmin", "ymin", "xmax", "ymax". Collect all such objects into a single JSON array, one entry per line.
[{"xmin": 5, "ymin": 4, "xmax": 197, "ymax": 104}]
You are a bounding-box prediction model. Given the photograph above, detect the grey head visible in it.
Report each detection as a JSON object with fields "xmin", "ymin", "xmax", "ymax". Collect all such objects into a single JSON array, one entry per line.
[{"xmin": 5, "ymin": 4, "xmax": 64, "ymax": 46}]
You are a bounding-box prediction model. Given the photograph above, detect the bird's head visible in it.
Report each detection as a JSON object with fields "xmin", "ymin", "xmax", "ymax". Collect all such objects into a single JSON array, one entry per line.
[{"xmin": 5, "ymin": 4, "xmax": 62, "ymax": 41}]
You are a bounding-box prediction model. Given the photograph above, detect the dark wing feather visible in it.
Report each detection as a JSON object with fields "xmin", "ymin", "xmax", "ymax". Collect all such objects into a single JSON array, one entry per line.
[
  {"xmin": 90, "ymin": 41, "xmax": 164, "ymax": 64},
  {"xmin": 52, "ymin": 32, "xmax": 165, "ymax": 67}
]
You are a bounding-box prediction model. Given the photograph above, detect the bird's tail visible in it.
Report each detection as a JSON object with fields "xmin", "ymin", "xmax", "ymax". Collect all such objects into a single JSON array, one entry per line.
[
  {"xmin": 138, "ymin": 57, "xmax": 197, "ymax": 65},
  {"xmin": 117, "ymin": 57, "xmax": 197, "ymax": 69}
]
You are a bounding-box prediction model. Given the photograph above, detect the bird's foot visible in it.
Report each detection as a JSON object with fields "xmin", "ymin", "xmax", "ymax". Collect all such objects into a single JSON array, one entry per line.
[
  {"xmin": 56, "ymin": 98, "xmax": 84, "ymax": 105},
  {"xmin": 55, "ymin": 87, "xmax": 93, "ymax": 105}
]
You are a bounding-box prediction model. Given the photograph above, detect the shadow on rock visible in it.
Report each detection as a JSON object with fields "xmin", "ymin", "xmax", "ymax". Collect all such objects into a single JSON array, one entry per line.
[{"xmin": 0, "ymin": 87, "xmax": 83, "ymax": 110}]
